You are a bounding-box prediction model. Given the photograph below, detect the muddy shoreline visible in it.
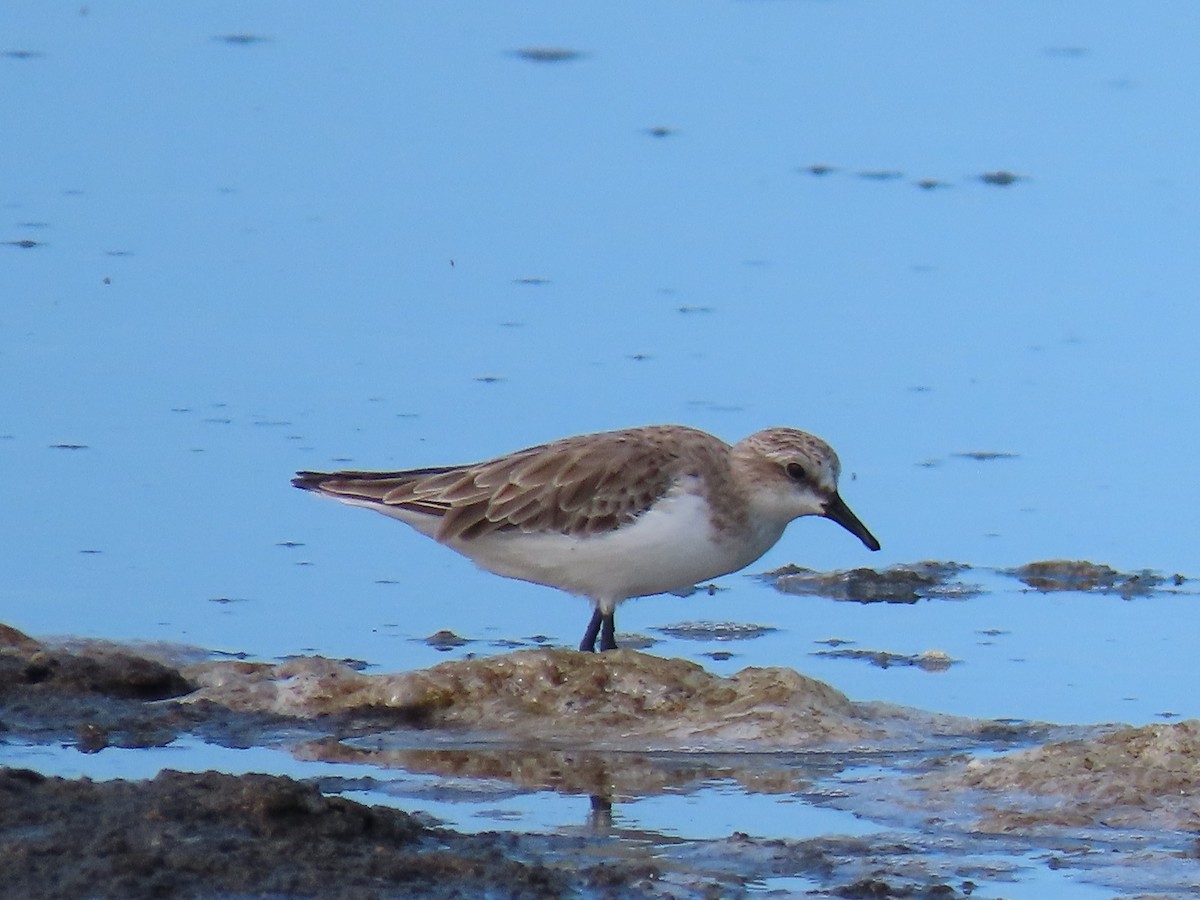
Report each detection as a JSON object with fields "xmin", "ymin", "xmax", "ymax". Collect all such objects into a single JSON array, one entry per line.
[{"xmin": 3, "ymin": 621, "xmax": 1199, "ymax": 897}]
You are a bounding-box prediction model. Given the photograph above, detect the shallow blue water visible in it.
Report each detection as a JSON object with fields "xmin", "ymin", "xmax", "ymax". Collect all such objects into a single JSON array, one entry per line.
[
  {"xmin": 2, "ymin": 4, "xmax": 1198, "ymax": 894},
  {"xmin": 4, "ymin": 2, "xmax": 1197, "ymax": 727}
]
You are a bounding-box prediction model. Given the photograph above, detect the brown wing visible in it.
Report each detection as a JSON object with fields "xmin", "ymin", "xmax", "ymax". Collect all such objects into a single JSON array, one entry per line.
[{"xmin": 293, "ymin": 427, "xmax": 722, "ymax": 542}]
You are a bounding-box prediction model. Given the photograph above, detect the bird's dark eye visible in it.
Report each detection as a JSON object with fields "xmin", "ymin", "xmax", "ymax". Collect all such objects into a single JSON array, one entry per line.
[{"xmin": 785, "ymin": 462, "xmax": 807, "ymax": 482}]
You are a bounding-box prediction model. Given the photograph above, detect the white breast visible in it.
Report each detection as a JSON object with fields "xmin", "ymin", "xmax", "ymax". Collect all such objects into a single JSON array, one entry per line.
[{"xmin": 438, "ymin": 483, "xmax": 786, "ymax": 610}]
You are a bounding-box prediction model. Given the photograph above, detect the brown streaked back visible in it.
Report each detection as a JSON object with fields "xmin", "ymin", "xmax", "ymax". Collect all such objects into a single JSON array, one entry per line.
[{"xmin": 292, "ymin": 425, "xmax": 731, "ymax": 543}]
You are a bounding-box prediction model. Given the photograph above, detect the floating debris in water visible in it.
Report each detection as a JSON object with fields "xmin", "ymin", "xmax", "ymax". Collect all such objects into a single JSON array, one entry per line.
[
  {"xmin": 49, "ymin": 443, "xmax": 89, "ymax": 450},
  {"xmin": 979, "ymin": 170, "xmax": 1024, "ymax": 186},
  {"xmin": 423, "ymin": 630, "xmax": 470, "ymax": 651},
  {"xmin": 613, "ymin": 633, "xmax": 658, "ymax": 650},
  {"xmin": 952, "ymin": 450, "xmax": 1019, "ymax": 461},
  {"xmin": 1044, "ymin": 46, "xmax": 1090, "ymax": 58},
  {"xmin": 512, "ymin": 276, "xmax": 551, "ymax": 285},
  {"xmin": 210, "ymin": 648, "xmax": 251, "ymax": 660},
  {"xmin": 512, "ymin": 47, "xmax": 585, "ymax": 63},
  {"xmin": 669, "ymin": 583, "xmax": 724, "ymax": 598},
  {"xmin": 644, "ymin": 125, "xmax": 676, "ymax": 138},
  {"xmin": 214, "ymin": 34, "xmax": 271, "ymax": 45},
  {"xmin": 800, "ymin": 163, "xmax": 838, "ymax": 176},
  {"xmin": 815, "ymin": 637, "xmax": 854, "ymax": 648},
  {"xmin": 765, "ymin": 561, "xmax": 978, "ymax": 604},
  {"xmin": 492, "ymin": 634, "xmax": 564, "ymax": 650},
  {"xmin": 857, "ymin": 169, "xmax": 904, "ymax": 181},
  {"xmin": 1004, "ymin": 559, "xmax": 1173, "ymax": 598},
  {"xmin": 814, "ymin": 647, "xmax": 956, "ymax": 672},
  {"xmin": 655, "ymin": 621, "xmax": 778, "ymax": 642}
]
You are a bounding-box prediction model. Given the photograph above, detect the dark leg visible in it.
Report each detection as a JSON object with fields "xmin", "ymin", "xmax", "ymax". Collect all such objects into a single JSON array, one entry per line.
[
  {"xmin": 579, "ymin": 608, "xmax": 603, "ymax": 652},
  {"xmin": 587, "ymin": 794, "xmax": 613, "ymax": 832},
  {"xmin": 598, "ymin": 611, "xmax": 617, "ymax": 652}
]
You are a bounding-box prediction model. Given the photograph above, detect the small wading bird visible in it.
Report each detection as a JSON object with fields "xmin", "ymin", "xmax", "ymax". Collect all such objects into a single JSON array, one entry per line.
[{"xmin": 293, "ymin": 425, "xmax": 880, "ymax": 652}]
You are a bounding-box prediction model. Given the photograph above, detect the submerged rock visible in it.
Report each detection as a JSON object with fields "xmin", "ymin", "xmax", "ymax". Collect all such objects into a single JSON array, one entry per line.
[
  {"xmin": 185, "ymin": 648, "xmax": 1001, "ymax": 750},
  {"xmin": 0, "ymin": 627, "xmax": 191, "ymax": 701},
  {"xmin": 188, "ymin": 649, "xmax": 862, "ymax": 745},
  {"xmin": 1, "ymin": 623, "xmax": 997, "ymax": 754},
  {"xmin": 814, "ymin": 647, "xmax": 956, "ymax": 672},
  {"xmin": 764, "ymin": 561, "xmax": 977, "ymax": 604},
  {"xmin": 8, "ymin": 620, "xmax": 1200, "ymax": 896},
  {"xmin": 914, "ymin": 720, "xmax": 1200, "ymax": 833},
  {"xmin": 422, "ymin": 629, "xmax": 471, "ymax": 651},
  {"xmin": 0, "ymin": 765, "xmax": 1023, "ymax": 899},
  {"xmin": 654, "ymin": 620, "xmax": 777, "ymax": 642},
  {"xmin": 1006, "ymin": 559, "xmax": 1173, "ymax": 597},
  {"xmin": 0, "ymin": 767, "xmax": 571, "ymax": 900}
]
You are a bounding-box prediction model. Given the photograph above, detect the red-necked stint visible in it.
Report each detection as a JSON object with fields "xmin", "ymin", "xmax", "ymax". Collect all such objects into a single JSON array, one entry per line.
[{"xmin": 293, "ymin": 425, "xmax": 880, "ymax": 652}]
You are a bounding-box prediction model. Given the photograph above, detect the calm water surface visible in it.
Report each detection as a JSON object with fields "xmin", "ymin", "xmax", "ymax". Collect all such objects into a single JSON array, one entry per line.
[{"xmin": 3, "ymin": 4, "xmax": 1199, "ymax": 895}]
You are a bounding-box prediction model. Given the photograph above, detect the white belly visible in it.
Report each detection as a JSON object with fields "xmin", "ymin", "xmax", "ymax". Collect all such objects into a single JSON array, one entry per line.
[{"xmin": 440, "ymin": 489, "xmax": 785, "ymax": 609}]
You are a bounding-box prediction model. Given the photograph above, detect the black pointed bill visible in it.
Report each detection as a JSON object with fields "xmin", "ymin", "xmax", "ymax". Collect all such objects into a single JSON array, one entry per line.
[{"xmin": 822, "ymin": 492, "xmax": 881, "ymax": 551}]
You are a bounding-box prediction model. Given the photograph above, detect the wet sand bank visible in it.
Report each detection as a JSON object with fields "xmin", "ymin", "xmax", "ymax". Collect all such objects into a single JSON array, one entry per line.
[{"xmin": 3, "ymin": 622, "xmax": 1198, "ymax": 897}]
